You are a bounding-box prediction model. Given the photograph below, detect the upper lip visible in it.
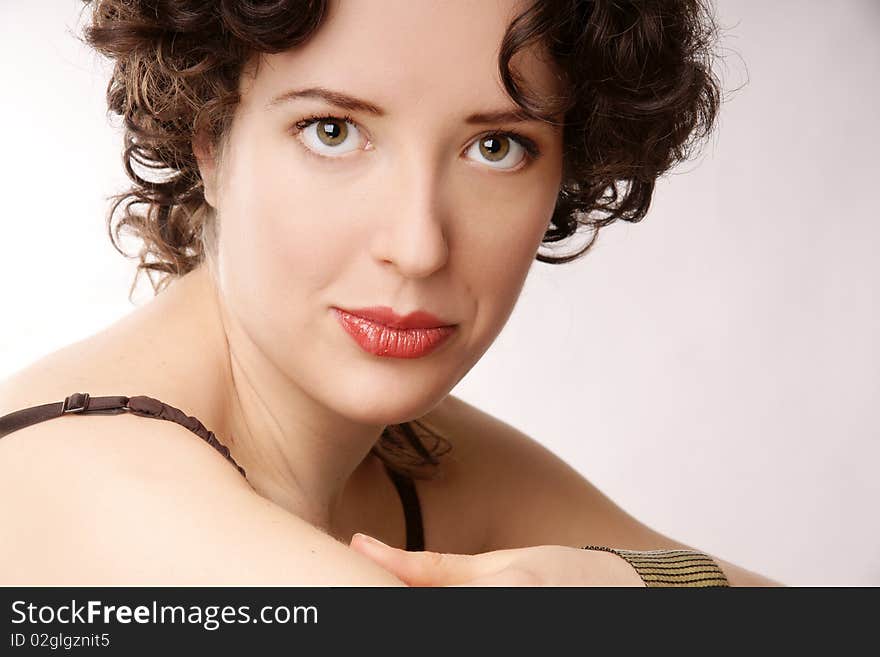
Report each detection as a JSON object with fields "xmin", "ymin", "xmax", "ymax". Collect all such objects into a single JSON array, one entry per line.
[{"xmin": 335, "ymin": 305, "xmax": 456, "ymax": 329}]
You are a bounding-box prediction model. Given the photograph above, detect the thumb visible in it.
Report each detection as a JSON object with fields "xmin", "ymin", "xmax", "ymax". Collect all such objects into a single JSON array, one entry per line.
[{"xmin": 349, "ymin": 533, "xmax": 496, "ymax": 586}]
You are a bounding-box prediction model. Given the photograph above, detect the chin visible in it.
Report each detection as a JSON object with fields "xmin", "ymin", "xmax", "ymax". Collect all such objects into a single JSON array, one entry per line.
[{"xmin": 326, "ymin": 380, "xmax": 449, "ymax": 426}]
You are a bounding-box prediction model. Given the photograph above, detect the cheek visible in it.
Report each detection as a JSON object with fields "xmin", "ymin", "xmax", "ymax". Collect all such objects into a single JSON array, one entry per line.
[
  {"xmin": 216, "ymin": 192, "xmax": 353, "ymax": 384},
  {"xmin": 460, "ymin": 188, "xmax": 553, "ymax": 295},
  {"xmin": 220, "ymin": 154, "xmax": 354, "ymax": 299},
  {"xmin": 448, "ymin": 187, "xmax": 554, "ymax": 357}
]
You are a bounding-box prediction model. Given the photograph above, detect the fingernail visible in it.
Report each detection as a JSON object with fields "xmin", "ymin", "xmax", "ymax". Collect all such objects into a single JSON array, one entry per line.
[{"xmin": 354, "ymin": 532, "xmax": 388, "ymax": 548}]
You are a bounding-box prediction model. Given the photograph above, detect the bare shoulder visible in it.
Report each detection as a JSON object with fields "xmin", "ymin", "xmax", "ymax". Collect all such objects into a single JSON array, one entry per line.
[
  {"xmin": 426, "ymin": 394, "xmax": 649, "ymax": 536},
  {"xmin": 423, "ymin": 395, "xmax": 784, "ymax": 586},
  {"xmin": 0, "ymin": 399, "xmax": 404, "ymax": 585},
  {"xmin": 418, "ymin": 393, "xmax": 614, "ymax": 550}
]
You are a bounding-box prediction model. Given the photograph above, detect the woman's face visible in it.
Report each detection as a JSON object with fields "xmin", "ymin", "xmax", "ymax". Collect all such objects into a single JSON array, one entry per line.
[{"xmin": 198, "ymin": 0, "xmax": 564, "ymax": 424}]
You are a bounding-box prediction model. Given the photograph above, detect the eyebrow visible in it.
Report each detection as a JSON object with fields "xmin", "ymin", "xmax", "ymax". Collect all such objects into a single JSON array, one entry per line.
[{"xmin": 266, "ymin": 86, "xmax": 542, "ymax": 125}]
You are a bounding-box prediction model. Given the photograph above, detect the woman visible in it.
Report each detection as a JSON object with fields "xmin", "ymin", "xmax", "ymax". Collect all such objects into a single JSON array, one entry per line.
[{"xmin": 0, "ymin": 0, "xmax": 779, "ymax": 585}]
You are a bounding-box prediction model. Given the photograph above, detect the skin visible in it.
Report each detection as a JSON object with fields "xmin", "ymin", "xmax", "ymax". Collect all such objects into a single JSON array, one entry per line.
[
  {"xmin": 0, "ymin": 0, "xmax": 782, "ymax": 585},
  {"xmin": 189, "ymin": 0, "xmax": 564, "ymax": 537}
]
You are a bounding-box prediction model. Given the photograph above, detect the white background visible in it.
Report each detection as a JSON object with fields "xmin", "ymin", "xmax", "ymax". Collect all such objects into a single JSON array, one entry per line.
[{"xmin": 1, "ymin": 1, "xmax": 877, "ymax": 585}]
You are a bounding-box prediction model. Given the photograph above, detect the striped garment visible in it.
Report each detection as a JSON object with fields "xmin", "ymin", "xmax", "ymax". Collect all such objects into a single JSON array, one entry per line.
[{"xmin": 581, "ymin": 546, "xmax": 731, "ymax": 587}]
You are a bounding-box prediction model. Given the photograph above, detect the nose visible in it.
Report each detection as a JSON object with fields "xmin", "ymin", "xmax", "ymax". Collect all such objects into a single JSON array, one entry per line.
[{"xmin": 369, "ymin": 160, "xmax": 450, "ymax": 279}]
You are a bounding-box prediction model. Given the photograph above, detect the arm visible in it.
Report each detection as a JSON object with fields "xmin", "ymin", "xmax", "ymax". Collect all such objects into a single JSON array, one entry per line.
[
  {"xmin": 505, "ymin": 441, "xmax": 783, "ymax": 586},
  {"xmin": 0, "ymin": 415, "xmax": 406, "ymax": 586},
  {"xmin": 490, "ymin": 440, "xmax": 783, "ymax": 586},
  {"xmin": 436, "ymin": 396, "xmax": 784, "ymax": 586}
]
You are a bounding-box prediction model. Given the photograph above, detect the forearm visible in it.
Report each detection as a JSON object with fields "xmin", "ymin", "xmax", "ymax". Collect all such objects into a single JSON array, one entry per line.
[
  {"xmin": 582, "ymin": 544, "xmax": 785, "ymax": 587},
  {"xmin": 711, "ymin": 555, "xmax": 785, "ymax": 587}
]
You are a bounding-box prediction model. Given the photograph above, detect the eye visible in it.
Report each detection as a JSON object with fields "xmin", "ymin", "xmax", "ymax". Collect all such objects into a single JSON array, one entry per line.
[
  {"xmin": 291, "ymin": 114, "xmax": 542, "ymax": 170},
  {"xmin": 465, "ymin": 131, "xmax": 540, "ymax": 171},
  {"xmin": 293, "ymin": 113, "xmax": 368, "ymax": 158}
]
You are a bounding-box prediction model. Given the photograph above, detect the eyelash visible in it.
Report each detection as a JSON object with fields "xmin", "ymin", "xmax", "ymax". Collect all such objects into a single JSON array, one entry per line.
[{"xmin": 291, "ymin": 112, "xmax": 542, "ymax": 163}]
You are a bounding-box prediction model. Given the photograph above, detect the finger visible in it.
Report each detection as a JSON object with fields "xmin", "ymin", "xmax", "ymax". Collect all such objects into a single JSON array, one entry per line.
[
  {"xmin": 448, "ymin": 568, "xmax": 541, "ymax": 587},
  {"xmin": 349, "ymin": 533, "xmax": 507, "ymax": 586}
]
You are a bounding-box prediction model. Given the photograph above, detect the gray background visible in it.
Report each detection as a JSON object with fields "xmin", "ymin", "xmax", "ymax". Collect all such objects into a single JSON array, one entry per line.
[{"xmin": 1, "ymin": 1, "xmax": 877, "ymax": 585}]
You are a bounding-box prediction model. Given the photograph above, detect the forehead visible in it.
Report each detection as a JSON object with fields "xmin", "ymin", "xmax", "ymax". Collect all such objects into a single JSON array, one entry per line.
[{"xmin": 239, "ymin": 0, "xmax": 562, "ymax": 116}]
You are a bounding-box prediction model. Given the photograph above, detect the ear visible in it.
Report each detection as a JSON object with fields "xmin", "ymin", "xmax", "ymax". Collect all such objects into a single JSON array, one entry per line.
[{"xmin": 192, "ymin": 131, "xmax": 219, "ymax": 208}]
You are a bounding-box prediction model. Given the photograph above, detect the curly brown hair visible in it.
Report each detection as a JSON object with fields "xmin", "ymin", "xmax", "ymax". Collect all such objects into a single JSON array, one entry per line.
[{"xmin": 78, "ymin": 0, "xmax": 723, "ymax": 480}]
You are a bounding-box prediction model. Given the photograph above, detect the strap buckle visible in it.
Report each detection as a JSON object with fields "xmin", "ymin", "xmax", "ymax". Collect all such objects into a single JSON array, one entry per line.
[{"xmin": 61, "ymin": 393, "xmax": 90, "ymax": 414}]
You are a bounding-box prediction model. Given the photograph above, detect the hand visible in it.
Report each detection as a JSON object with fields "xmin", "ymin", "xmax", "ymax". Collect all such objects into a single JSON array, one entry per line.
[{"xmin": 348, "ymin": 533, "xmax": 645, "ymax": 587}]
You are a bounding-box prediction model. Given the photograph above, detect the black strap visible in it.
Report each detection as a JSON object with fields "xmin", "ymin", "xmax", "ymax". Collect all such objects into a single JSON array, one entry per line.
[{"xmin": 383, "ymin": 463, "xmax": 425, "ymax": 552}]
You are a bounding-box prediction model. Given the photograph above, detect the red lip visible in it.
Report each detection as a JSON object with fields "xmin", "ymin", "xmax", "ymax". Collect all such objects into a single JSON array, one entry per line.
[
  {"xmin": 333, "ymin": 306, "xmax": 455, "ymax": 329},
  {"xmin": 331, "ymin": 306, "xmax": 457, "ymax": 358}
]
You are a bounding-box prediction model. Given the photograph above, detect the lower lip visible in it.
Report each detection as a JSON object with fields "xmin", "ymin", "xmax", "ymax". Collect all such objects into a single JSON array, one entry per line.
[{"xmin": 332, "ymin": 308, "xmax": 457, "ymax": 358}]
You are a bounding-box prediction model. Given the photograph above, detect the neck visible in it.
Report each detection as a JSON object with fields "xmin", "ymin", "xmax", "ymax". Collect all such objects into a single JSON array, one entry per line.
[{"xmin": 157, "ymin": 264, "xmax": 387, "ymax": 537}]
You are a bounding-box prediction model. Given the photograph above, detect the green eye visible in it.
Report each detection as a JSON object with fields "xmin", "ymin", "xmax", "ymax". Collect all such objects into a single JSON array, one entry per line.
[
  {"xmin": 313, "ymin": 118, "xmax": 349, "ymax": 147},
  {"xmin": 294, "ymin": 113, "xmax": 364, "ymax": 157},
  {"xmin": 479, "ymin": 135, "xmax": 511, "ymax": 161},
  {"xmin": 292, "ymin": 113, "xmax": 541, "ymax": 169},
  {"xmin": 465, "ymin": 131, "xmax": 541, "ymax": 170}
]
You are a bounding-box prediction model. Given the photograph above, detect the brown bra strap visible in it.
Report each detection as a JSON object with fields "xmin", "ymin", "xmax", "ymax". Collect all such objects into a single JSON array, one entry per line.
[
  {"xmin": 1, "ymin": 392, "xmax": 426, "ymax": 550},
  {"xmin": 0, "ymin": 392, "xmax": 247, "ymax": 480}
]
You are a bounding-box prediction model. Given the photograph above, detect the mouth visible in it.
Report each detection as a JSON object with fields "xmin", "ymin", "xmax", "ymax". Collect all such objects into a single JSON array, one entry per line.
[
  {"xmin": 331, "ymin": 306, "xmax": 457, "ymax": 358},
  {"xmin": 333, "ymin": 305, "xmax": 455, "ymax": 329}
]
